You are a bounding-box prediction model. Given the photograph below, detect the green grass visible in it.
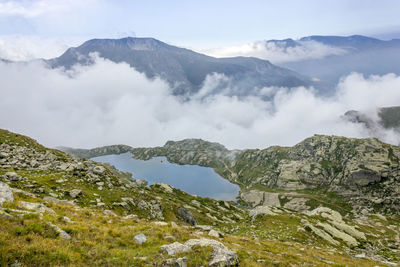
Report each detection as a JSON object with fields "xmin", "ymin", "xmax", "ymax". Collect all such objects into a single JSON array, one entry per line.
[{"xmin": 1, "ymin": 128, "xmax": 400, "ymax": 266}]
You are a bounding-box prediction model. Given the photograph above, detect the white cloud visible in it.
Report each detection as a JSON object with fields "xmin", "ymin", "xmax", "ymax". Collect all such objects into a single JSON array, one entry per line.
[
  {"xmin": 0, "ymin": 0, "xmax": 94, "ymax": 18},
  {"xmin": 0, "ymin": 56, "xmax": 399, "ymax": 150},
  {"xmin": 203, "ymin": 40, "xmax": 347, "ymax": 64},
  {"xmin": 0, "ymin": 34, "xmax": 84, "ymax": 60}
]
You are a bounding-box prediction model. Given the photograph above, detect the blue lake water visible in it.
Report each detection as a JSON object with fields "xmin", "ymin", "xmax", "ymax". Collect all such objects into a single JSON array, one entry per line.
[{"xmin": 91, "ymin": 153, "xmax": 240, "ymax": 201}]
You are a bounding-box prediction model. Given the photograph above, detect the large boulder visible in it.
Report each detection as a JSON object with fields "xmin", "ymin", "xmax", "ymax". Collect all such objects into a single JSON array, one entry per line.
[
  {"xmin": 161, "ymin": 241, "xmax": 190, "ymax": 255},
  {"xmin": 131, "ymin": 179, "xmax": 147, "ymax": 187},
  {"xmin": 316, "ymin": 222, "xmax": 358, "ymax": 247},
  {"xmin": 240, "ymin": 190, "xmax": 264, "ymax": 207},
  {"xmin": 329, "ymin": 220, "xmax": 366, "ymax": 240},
  {"xmin": 208, "ymin": 229, "xmax": 223, "ymax": 238},
  {"xmin": 46, "ymin": 222, "xmax": 71, "ymax": 239},
  {"xmin": 249, "ymin": 205, "xmax": 282, "ymax": 218},
  {"xmin": 153, "ymin": 182, "xmax": 173, "ymax": 193},
  {"xmin": 0, "ymin": 181, "xmax": 14, "ymax": 206},
  {"xmin": 137, "ymin": 200, "xmax": 164, "ymax": 220},
  {"xmin": 348, "ymin": 170, "xmax": 381, "ymax": 186},
  {"xmin": 92, "ymin": 166, "xmax": 106, "ymax": 175},
  {"xmin": 18, "ymin": 201, "xmax": 55, "ymax": 214},
  {"xmin": 263, "ymin": 192, "xmax": 281, "ymax": 207},
  {"xmin": 5, "ymin": 172, "xmax": 22, "ymax": 181},
  {"xmin": 240, "ymin": 190, "xmax": 280, "ymax": 207},
  {"xmin": 134, "ymin": 233, "xmax": 147, "ymax": 245},
  {"xmin": 69, "ymin": 189, "xmax": 82, "ymax": 198},
  {"xmin": 305, "ymin": 207, "xmax": 366, "ymax": 246},
  {"xmin": 307, "ymin": 207, "xmax": 342, "ymax": 222},
  {"xmin": 304, "ymin": 222, "xmax": 339, "ymax": 246},
  {"xmin": 178, "ymin": 207, "xmax": 198, "ymax": 225},
  {"xmin": 283, "ymin": 197, "xmax": 310, "ymax": 211},
  {"xmin": 161, "ymin": 238, "xmax": 239, "ymax": 266}
]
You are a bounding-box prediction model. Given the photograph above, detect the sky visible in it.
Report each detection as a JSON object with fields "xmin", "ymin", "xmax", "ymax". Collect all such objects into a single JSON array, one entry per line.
[
  {"xmin": 1, "ymin": 0, "xmax": 400, "ymax": 51},
  {"xmin": 1, "ymin": 0, "xmax": 400, "ymax": 149}
]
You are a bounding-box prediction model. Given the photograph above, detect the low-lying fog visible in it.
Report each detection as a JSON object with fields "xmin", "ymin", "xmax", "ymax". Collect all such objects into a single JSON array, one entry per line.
[{"xmin": 1, "ymin": 55, "xmax": 400, "ymax": 149}]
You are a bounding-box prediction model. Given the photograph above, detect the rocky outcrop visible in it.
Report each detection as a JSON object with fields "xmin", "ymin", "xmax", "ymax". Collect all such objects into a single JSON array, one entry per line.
[
  {"xmin": 178, "ymin": 207, "xmax": 198, "ymax": 225},
  {"xmin": 316, "ymin": 222, "xmax": 358, "ymax": 246},
  {"xmin": 0, "ymin": 140, "xmax": 128, "ymax": 196},
  {"xmin": 240, "ymin": 190, "xmax": 265, "ymax": 207},
  {"xmin": 304, "ymin": 207, "xmax": 367, "ymax": 247},
  {"xmin": 69, "ymin": 189, "xmax": 82, "ymax": 198},
  {"xmin": 240, "ymin": 190, "xmax": 280, "ymax": 207},
  {"xmin": 62, "ymin": 134, "xmax": 400, "ymax": 213},
  {"xmin": 249, "ymin": 205, "xmax": 282, "ymax": 218},
  {"xmin": 347, "ymin": 170, "xmax": 381, "ymax": 186},
  {"xmin": 134, "ymin": 233, "xmax": 147, "ymax": 245},
  {"xmin": 137, "ymin": 200, "xmax": 164, "ymax": 220},
  {"xmin": 0, "ymin": 181, "xmax": 14, "ymax": 206},
  {"xmin": 161, "ymin": 238, "xmax": 239, "ymax": 266},
  {"xmin": 4, "ymin": 172, "xmax": 22, "ymax": 181},
  {"xmin": 46, "ymin": 222, "xmax": 71, "ymax": 239},
  {"xmin": 329, "ymin": 220, "xmax": 366, "ymax": 241},
  {"xmin": 18, "ymin": 201, "xmax": 55, "ymax": 214},
  {"xmin": 304, "ymin": 222, "xmax": 339, "ymax": 246},
  {"xmin": 1, "ymin": 129, "xmax": 399, "ymax": 265},
  {"xmin": 240, "ymin": 190, "xmax": 311, "ymax": 212},
  {"xmin": 152, "ymin": 183, "xmax": 174, "ymax": 193},
  {"xmin": 283, "ymin": 197, "xmax": 310, "ymax": 211},
  {"xmin": 60, "ymin": 144, "xmax": 133, "ymax": 159},
  {"xmin": 307, "ymin": 207, "xmax": 343, "ymax": 222}
]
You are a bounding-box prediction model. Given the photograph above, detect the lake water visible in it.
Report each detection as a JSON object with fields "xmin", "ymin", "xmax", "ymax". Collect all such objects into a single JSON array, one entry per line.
[{"xmin": 91, "ymin": 153, "xmax": 240, "ymax": 201}]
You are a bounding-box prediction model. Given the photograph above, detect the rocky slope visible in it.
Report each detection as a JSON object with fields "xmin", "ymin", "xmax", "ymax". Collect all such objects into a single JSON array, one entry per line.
[
  {"xmin": 2, "ymin": 129, "xmax": 400, "ymax": 266},
  {"xmin": 66, "ymin": 135, "xmax": 400, "ymax": 214},
  {"xmin": 46, "ymin": 37, "xmax": 319, "ymax": 96}
]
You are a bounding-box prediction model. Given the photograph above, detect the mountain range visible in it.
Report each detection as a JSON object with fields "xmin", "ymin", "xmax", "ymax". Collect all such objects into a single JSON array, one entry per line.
[
  {"xmin": 46, "ymin": 37, "xmax": 317, "ymax": 96},
  {"xmin": 2, "ymin": 34, "xmax": 398, "ymax": 97},
  {"xmin": 272, "ymin": 35, "xmax": 400, "ymax": 82}
]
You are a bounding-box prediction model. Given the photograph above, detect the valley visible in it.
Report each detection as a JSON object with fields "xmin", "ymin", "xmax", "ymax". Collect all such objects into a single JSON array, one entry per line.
[
  {"xmin": 1, "ymin": 129, "xmax": 398, "ymax": 266},
  {"xmin": 1, "ymin": 2, "xmax": 400, "ymax": 266}
]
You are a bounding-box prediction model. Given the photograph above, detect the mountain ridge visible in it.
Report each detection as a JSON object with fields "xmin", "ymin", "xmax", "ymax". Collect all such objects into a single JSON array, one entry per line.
[
  {"xmin": 62, "ymin": 133, "xmax": 400, "ymax": 214},
  {"xmin": 45, "ymin": 36, "xmax": 318, "ymax": 96},
  {"xmin": 269, "ymin": 35, "xmax": 400, "ymax": 82}
]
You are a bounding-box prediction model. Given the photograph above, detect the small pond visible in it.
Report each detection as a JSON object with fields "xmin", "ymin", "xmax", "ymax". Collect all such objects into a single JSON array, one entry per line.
[{"xmin": 91, "ymin": 153, "xmax": 240, "ymax": 201}]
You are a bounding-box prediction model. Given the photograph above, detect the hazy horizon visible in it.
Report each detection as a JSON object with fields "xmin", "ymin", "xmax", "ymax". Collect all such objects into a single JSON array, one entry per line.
[{"xmin": 1, "ymin": 0, "xmax": 400, "ymax": 59}]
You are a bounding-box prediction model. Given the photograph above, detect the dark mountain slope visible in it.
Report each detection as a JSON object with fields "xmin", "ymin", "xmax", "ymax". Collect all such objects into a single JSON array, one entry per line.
[{"xmin": 47, "ymin": 37, "xmax": 317, "ymax": 95}]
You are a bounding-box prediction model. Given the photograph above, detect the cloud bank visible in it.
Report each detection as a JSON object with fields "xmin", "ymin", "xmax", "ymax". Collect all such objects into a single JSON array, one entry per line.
[
  {"xmin": 0, "ymin": 56, "xmax": 399, "ymax": 150},
  {"xmin": 203, "ymin": 40, "xmax": 347, "ymax": 64},
  {"xmin": 0, "ymin": 35, "xmax": 83, "ymax": 61}
]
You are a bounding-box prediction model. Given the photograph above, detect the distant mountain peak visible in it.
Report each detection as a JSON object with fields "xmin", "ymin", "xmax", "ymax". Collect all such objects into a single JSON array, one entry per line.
[
  {"xmin": 47, "ymin": 36, "xmax": 318, "ymax": 96},
  {"xmin": 79, "ymin": 37, "xmax": 175, "ymax": 52},
  {"xmin": 299, "ymin": 35, "xmax": 383, "ymax": 49},
  {"xmin": 272, "ymin": 34, "xmax": 400, "ymax": 84},
  {"xmin": 266, "ymin": 38, "xmax": 299, "ymax": 47}
]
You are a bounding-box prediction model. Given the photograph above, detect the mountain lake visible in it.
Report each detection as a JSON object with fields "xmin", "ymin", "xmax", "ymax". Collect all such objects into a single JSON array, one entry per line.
[{"xmin": 91, "ymin": 152, "xmax": 240, "ymax": 201}]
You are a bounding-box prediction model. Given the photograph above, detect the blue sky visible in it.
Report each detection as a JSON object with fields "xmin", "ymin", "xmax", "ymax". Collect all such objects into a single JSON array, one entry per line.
[{"xmin": 1, "ymin": 0, "xmax": 400, "ymax": 48}]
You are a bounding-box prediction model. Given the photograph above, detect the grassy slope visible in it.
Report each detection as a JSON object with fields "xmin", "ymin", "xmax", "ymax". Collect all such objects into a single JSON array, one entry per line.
[
  {"xmin": 2, "ymin": 193, "xmax": 393, "ymax": 266},
  {"xmin": 1, "ymin": 129, "xmax": 399, "ymax": 266}
]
